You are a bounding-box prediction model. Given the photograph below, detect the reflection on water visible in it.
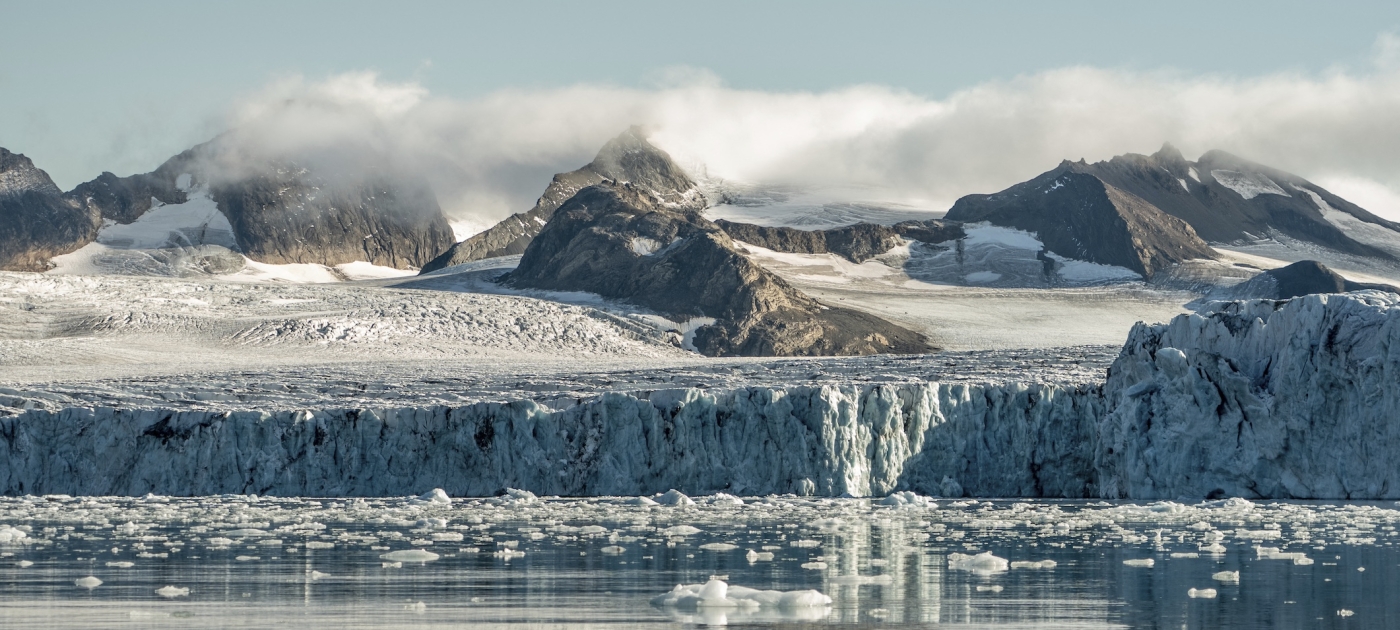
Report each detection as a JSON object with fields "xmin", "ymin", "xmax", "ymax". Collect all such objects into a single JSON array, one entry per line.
[{"xmin": 0, "ymin": 494, "xmax": 1396, "ymax": 628}]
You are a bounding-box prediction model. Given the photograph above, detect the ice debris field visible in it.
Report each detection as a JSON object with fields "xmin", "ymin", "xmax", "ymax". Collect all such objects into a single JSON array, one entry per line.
[{"xmin": 0, "ymin": 491, "xmax": 1396, "ymax": 627}]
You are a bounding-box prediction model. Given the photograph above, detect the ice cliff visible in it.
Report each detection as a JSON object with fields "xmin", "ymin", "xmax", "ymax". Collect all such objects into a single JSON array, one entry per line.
[
  {"xmin": 4, "ymin": 292, "xmax": 1399, "ymax": 499},
  {"xmin": 0, "ymin": 382, "xmax": 1101, "ymax": 498},
  {"xmin": 1099, "ymin": 291, "xmax": 1400, "ymax": 500}
]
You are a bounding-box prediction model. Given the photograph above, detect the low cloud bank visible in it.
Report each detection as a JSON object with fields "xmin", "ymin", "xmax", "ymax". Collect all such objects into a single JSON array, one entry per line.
[{"xmin": 216, "ymin": 36, "xmax": 1400, "ymax": 226}]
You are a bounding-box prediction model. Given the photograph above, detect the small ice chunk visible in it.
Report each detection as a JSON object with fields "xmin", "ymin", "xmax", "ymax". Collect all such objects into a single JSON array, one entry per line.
[
  {"xmin": 878, "ymin": 491, "xmax": 935, "ymax": 508},
  {"xmin": 308, "ymin": 570, "xmax": 330, "ymax": 580},
  {"xmin": 0, "ymin": 526, "xmax": 28, "ymax": 543},
  {"xmin": 1188, "ymin": 588, "xmax": 1217, "ymax": 599},
  {"xmin": 699, "ymin": 542, "xmax": 738, "ymax": 552},
  {"xmin": 414, "ymin": 489, "xmax": 451, "ymax": 505},
  {"xmin": 948, "ymin": 552, "xmax": 1009, "ymax": 572},
  {"xmin": 1010, "ymin": 560, "xmax": 1057, "ymax": 569},
  {"xmin": 495, "ymin": 488, "xmax": 538, "ymax": 505},
  {"xmin": 380, "ymin": 549, "xmax": 440, "ymax": 563},
  {"xmin": 305, "ymin": 541, "xmax": 335, "ymax": 549},
  {"xmin": 75, "ymin": 576, "xmax": 102, "ymax": 589},
  {"xmin": 381, "ymin": 561, "xmax": 402, "ymax": 568},
  {"xmin": 1212, "ymin": 570, "xmax": 1240, "ymax": 583},
  {"xmin": 406, "ymin": 601, "xmax": 427, "ymax": 613},
  {"xmin": 601, "ymin": 545, "xmax": 626, "ymax": 555},
  {"xmin": 801, "ymin": 561, "xmax": 828, "ymax": 570},
  {"xmin": 1338, "ymin": 609, "xmax": 1355, "ymax": 617},
  {"xmin": 1123, "ymin": 559, "xmax": 1155, "ymax": 567},
  {"xmin": 627, "ymin": 496, "xmax": 659, "ymax": 506},
  {"xmin": 16, "ymin": 560, "xmax": 34, "ymax": 568},
  {"xmin": 655, "ymin": 490, "xmax": 695, "ymax": 506},
  {"xmin": 976, "ymin": 585, "xmax": 1004, "ymax": 592},
  {"xmin": 662, "ymin": 525, "xmax": 701, "ymax": 536},
  {"xmin": 745, "ymin": 550, "xmax": 774, "ymax": 562},
  {"xmin": 106, "ymin": 561, "xmax": 135, "ymax": 568},
  {"xmin": 155, "ymin": 585, "xmax": 190, "ymax": 598},
  {"xmin": 235, "ymin": 555, "xmax": 259, "ymax": 562},
  {"xmin": 651, "ymin": 578, "xmax": 831, "ymax": 611}
]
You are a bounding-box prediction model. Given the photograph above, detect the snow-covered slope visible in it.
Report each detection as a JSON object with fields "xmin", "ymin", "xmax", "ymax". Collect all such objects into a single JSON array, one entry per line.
[{"xmin": 1099, "ymin": 292, "xmax": 1400, "ymax": 500}]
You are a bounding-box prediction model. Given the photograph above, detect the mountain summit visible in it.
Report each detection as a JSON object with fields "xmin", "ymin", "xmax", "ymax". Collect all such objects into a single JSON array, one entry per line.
[{"xmin": 419, "ymin": 127, "xmax": 704, "ymax": 273}]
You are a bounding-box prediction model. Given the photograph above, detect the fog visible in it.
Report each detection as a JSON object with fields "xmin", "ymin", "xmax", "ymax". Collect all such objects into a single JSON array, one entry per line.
[{"xmin": 210, "ymin": 35, "xmax": 1400, "ymax": 230}]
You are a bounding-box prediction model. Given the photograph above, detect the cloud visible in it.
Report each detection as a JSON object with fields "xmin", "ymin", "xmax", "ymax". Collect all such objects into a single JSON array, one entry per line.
[{"xmin": 215, "ymin": 37, "xmax": 1400, "ymax": 226}]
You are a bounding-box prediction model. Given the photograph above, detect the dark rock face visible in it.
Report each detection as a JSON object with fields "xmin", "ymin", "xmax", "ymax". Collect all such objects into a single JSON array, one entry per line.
[
  {"xmin": 209, "ymin": 164, "xmax": 453, "ymax": 269},
  {"xmin": 62, "ymin": 141, "xmax": 455, "ymax": 269},
  {"xmin": 716, "ymin": 219, "xmax": 966, "ymax": 263},
  {"xmin": 1075, "ymin": 144, "xmax": 1400, "ymax": 257},
  {"xmin": 1260, "ymin": 260, "xmax": 1394, "ymax": 299},
  {"xmin": 420, "ymin": 127, "xmax": 703, "ymax": 273},
  {"xmin": 947, "ymin": 168, "xmax": 1216, "ymax": 277},
  {"xmin": 507, "ymin": 183, "xmax": 931, "ymax": 357},
  {"xmin": 0, "ymin": 148, "xmax": 100, "ymax": 271}
]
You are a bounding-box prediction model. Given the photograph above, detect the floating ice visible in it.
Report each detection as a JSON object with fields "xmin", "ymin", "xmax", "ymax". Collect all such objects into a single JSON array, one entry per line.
[
  {"xmin": 1187, "ymin": 588, "xmax": 1217, "ymax": 599},
  {"xmin": 494, "ymin": 489, "xmax": 538, "ymax": 505},
  {"xmin": 380, "ymin": 549, "xmax": 440, "ymax": 563},
  {"xmin": 947, "ymin": 552, "xmax": 1008, "ymax": 572},
  {"xmin": 414, "ymin": 489, "xmax": 451, "ymax": 505},
  {"xmin": 627, "ymin": 496, "xmax": 659, "ymax": 506},
  {"xmin": 1122, "ymin": 559, "xmax": 1155, "ymax": 568},
  {"xmin": 746, "ymin": 550, "xmax": 775, "ymax": 562},
  {"xmin": 0, "ymin": 526, "xmax": 27, "ymax": 543},
  {"xmin": 405, "ymin": 601, "xmax": 427, "ymax": 613},
  {"xmin": 1010, "ymin": 560, "xmax": 1057, "ymax": 569},
  {"xmin": 16, "ymin": 560, "xmax": 33, "ymax": 568},
  {"xmin": 304, "ymin": 541, "xmax": 335, "ymax": 549},
  {"xmin": 800, "ymin": 561, "xmax": 828, "ymax": 570},
  {"xmin": 663, "ymin": 525, "xmax": 701, "ymax": 536},
  {"xmin": 700, "ymin": 542, "xmax": 738, "ymax": 552},
  {"xmin": 600, "ymin": 545, "xmax": 625, "ymax": 555},
  {"xmin": 308, "ymin": 570, "xmax": 330, "ymax": 580},
  {"xmin": 651, "ymin": 579, "xmax": 831, "ymax": 610},
  {"xmin": 155, "ymin": 585, "xmax": 190, "ymax": 598},
  {"xmin": 655, "ymin": 490, "xmax": 695, "ymax": 506},
  {"xmin": 106, "ymin": 561, "xmax": 134, "ymax": 568},
  {"xmin": 878, "ymin": 491, "xmax": 935, "ymax": 508},
  {"xmin": 75, "ymin": 576, "xmax": 102, "ymax": 589},
  {"xmin": 1212, "ymin": 571, "xmax": 1240, "ymax": 583},
  {"xmin": 976, "ymin": 585, "xmax": 1004, "ymax": 592},
  {"xmin": 1256, "ymin": 546, "xmax": 1312, "ymax": 565}
]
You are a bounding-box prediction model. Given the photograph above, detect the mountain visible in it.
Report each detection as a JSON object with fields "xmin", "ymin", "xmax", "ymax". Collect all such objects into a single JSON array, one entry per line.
[
  {"xmin": 420, "ymin": 127, "xmax": 704, "ymax": 274},
  {"xmin": 1072, "ymin": 144, "xmax": 1400, "ymax": 257},
  {"xmin": 945, "ymin": 166, "xmax": 1217, "ymax": 277},
  {"xmin": 1207, "ymin": 260, "xmax": 1396, "ymax": 302},
  {"xmin": 715, "ymin": 219, "xmax": 965, "ymax": 263},
  {"xmin": 506, "ymin": 182, "xmax": 931, "ymax": 356},
  {"xmin": 76, "ymin": 140, "xmax": 455, "ymax": 269},
  {"xmin": 0, "ymin": 148, "xmax": 100, "ymax": 271}
]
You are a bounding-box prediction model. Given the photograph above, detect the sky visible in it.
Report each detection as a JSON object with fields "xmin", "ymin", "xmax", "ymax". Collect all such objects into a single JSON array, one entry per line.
[{"xmin": 4, "ymin": 1, "xmax": 1400, "ymax": 225}]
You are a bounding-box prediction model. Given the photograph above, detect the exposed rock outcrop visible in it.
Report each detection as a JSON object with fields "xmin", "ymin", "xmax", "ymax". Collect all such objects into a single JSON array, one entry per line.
[
  {"xmin": 60, "ymin": 141, "xmax": 455, "ymax": 269},
  {"xmin": 1208, "ymin": 260, "xmax": 1397, "ymax": 302},
  {"xmin": 506, "ymin": 182, "xmax": 931, "ymax": 356},
  {"xmin": 716, "ymin": 219, "xmax": 965, "ymax": 263},
  {"xmin": 1076, "ymin": 144, "xmax": 1400, "ymax": 257},
  {"xmin": 421, "ymin": 127, "xmax": 704, "ymax": 273},
  {"xmin": 0, "ymin": 148, "xmax": 100, "ymax": 271},
  {"xmin": 946, "ymin": 166, "xmax": 1217, "ymax": 277}
]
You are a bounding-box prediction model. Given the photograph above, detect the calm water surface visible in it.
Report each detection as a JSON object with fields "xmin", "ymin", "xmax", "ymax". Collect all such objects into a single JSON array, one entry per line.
[{"xmin": 0, "ymin": 494, "xmax": 1392, "ymax": 628}]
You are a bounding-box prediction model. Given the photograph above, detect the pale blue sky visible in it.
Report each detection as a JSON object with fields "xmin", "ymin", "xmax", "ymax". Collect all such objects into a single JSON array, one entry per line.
[{"xmin": 3, "ymin": 0, "xmax": 1399, "ymax": 192}]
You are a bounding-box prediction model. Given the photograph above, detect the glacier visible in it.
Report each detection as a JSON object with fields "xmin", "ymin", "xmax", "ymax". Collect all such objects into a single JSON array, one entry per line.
[
  {"xmin": 1098, "ymin": 291, "xmax": 1400, "ymax": 500},
  {"xmin": 0, "ymin": 382, "xmax": 1100, "ymax": 498},
  {"xmin": 2, "ymin": 292, "xmax": 1399, "ymax": 499}
]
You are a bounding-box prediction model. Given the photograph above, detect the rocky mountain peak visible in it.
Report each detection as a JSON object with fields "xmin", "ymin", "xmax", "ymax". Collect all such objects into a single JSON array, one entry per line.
[
  {"xmin": 420, "ymin": 127, "xmax": 705, "ymax": 274},
  {"xmin": 0, "ymin": 148, "xmax": 63, "ymax": 198}
]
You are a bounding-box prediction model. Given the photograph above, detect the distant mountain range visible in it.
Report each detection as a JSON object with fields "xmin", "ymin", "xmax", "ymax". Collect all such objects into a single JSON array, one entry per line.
[{"xmin": 0, "ymin": 138, "xmax": 454, "ymax": 273}]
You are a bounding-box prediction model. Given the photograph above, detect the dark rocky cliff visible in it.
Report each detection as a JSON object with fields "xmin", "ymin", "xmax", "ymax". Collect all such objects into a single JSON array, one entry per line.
[
  {"xmin": 420, "ymin": 127, "xmax": 703, "ymax": 273},
  {"xmin": 506, "ymin": 182, "xmax": 931, "ymax": 357},
  {"xmin": 947, "ymin": 167, "xmax": 1217, "ymax": 277},
  {"xmin": 0, "ymin": 148, "xmax": 100, "ymax": 271}
]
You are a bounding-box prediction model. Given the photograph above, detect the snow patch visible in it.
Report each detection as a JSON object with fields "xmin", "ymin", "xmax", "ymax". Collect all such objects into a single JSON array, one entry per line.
[{"xmin": 1211, "ymin": 170, "xmax": 1289, "ymax": 200}]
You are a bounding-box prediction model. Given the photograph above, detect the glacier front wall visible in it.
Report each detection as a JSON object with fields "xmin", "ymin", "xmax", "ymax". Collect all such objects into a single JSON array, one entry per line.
[
  {"xmin": 4, "ymin": 293, "xmax": 1399, "ymax": 499},
  {"xmin": 0, "ymin": 383, "xmax": 1102, "ymax": 498}
]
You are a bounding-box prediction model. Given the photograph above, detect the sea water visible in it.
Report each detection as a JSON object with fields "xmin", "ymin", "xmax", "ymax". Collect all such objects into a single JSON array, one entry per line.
[{"xmin": 0, "ymin": 494, "xmax": 1394, "ymax": 628}]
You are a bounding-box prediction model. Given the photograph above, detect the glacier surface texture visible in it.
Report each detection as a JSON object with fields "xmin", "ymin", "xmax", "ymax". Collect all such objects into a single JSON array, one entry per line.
[{"xmin": 1, "ymin": 292, "xmax": 1397, "ymax": 499}]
